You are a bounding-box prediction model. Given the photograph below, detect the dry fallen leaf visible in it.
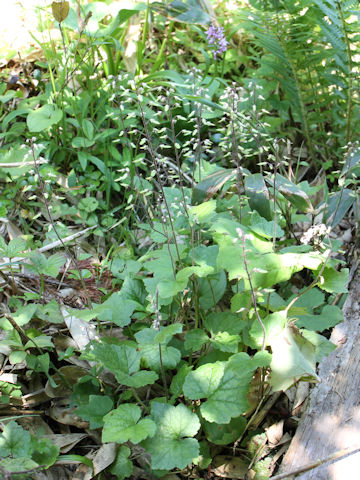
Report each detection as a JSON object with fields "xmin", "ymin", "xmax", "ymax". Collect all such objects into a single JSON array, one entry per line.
[{"xmin": 212, "ymin": 455, "xmax": 250, "ymax": 479}]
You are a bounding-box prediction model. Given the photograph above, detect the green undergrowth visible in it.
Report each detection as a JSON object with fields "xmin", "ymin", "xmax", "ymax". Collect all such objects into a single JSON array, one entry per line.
[{"xmin": 0, "ymin": 0, "xmax": 359, "ymax": 478}]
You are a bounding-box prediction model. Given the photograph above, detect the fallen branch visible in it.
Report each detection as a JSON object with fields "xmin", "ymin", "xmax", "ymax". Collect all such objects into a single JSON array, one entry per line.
[{"xmin": 270, "ymin": 447, "xmax": 360, "ymax": 480}]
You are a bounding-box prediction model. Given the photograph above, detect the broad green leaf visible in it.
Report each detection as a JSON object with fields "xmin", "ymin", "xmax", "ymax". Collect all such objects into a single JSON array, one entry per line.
[
  {"xmin": 324, "ymin": 189, "xmax": 354, "ymax": 228},
  {"xmin": 90, "ymin": 342, "xmax": 158, "ymax": 387},
  {"xmin": 189, "ymin": 200, "xmax": 217, "ymax": 224},
  {"xmin": 143, "ymin": 402, "xmax": 200, "ymax": 470},
  {"xmin": 28, "ymin": 252, "xmax": 65, "ymax": 278},
  {"xmin": 110, "ymin": 446, "xmax": 133, "ymax": 480},
  {"xmin": 150, "ymin": 0, "xmax": 210, "ymax": 24},
  {"xmin": 95, "ymin": 292, "xmax": 137, "ymax": 326},
  {"xmin": 295, "ymin": 305, "xmax": 343, "ymax": 331},
  {"xmin": 210, "ymin": 216, "xmax": 273, "ymax": 254},
  {"xmin": 267, "ymin": 174, "xmax": 313, "ymax": 213},
  {"xmin": 0, "ymin": 236, "xmax": 26, "ymax": 258},
  {"xmin": 8, "ymin": 304, "xmax": 37, "ymax": 329},
  {"xmin": 288, "ymin": 288, "xmax": 325, "ymax": 312},
  {"xmin": 103, "ymin": 404, "xmax": 156, "ymax": 444},
  {"xmin": 184, "ymin": 329, "xmax": 209, "ymax": 352},
  {"xmin": 198, "ymin": 270, "xmax": 227, "ymax": 309},
  {"xmin": 154, "ymin": 324, "xmax": 183, "ymax": 344},
  {"xmin": 184, "ymin": 352, "xmax": 271, "ymax": 423},
  {"xmin": 231, "ymin": 291, "xmax": 252, "ymax": 313},
  {"xmin": 211, "ymin": 331, "xmax": 240, "ymax": 353},
  {"xmin": 91, "ymin": 8, "xmax": 142, "ymax": 38},
  {"xmin": 25, "ymin": 335, "xmax": 53, "ymax": 349},
  {"xmin": 202, "ymin": 416, "xmax": 246, "ymax": 445},
  {"xmin": 250, "ymin": 311, "xmax": 287, "ymax": 349},
  {"xmin": 204, "ymin": 312, "xmax": 244, "ymax": 335},
  {"xmin": 248, "ymin": 211, "xmax": 284, "ymax": 239},
  {"xmin": 71, "ymin": 137, "xmax": 95, "ymax": 148},
  {"xmin": 193, "ymin": 440, "xmax": 212, "ymax": 469},
  {"xmin": 135, "ymin": 327, "xmax": 181, "ymax": 372},
  {"xmin": 78, "ymin": 197, "xmax": 98, "ymax": 213},
  {"xmin": 317, "ymin": 267, "xmax": 349, "ymax": 293},
  {"xmin": 76, "ymin": 395, "xmax": 113, "ymax": 429},
  {"xmin": 82, "ymin": 119, "xmax": 94, "ymax": 140},
  {"xmin": 31, "ymin": 437, "xmax": 59, "ymax": 468},
  {"xmin": 176, "ymin": 265, "xmax": 214, "ymax": 283},
  {"xmin": 245, "ymin": 173, "xmax": 272, "ymax": 220},
  {"xmin": 270, "ymin": 326, "xmax": 319, "ymax": 391},
  {"xmin": 170, "ymin": 364, "xmax": 193, "ymax": 397},
  {"xmin": 192, "ymin": 168, "xmax": 235, "ymax": 204},
  {"xmin": 0, "ymin": 421, "xmax": 32, "ymax": 458},
  {"xmin": 341, "ymin": 147, "xmax": 360, "ymax": 177},
  {"xmin": 27, "ymin": 104, "xmax": 62, "ymax": 132},
  {"xmin": 301, "ymin": 330, "xmax": 336, "ymax": 362},
  {"xmin": 0, "ymin": 457, "xmax": 38, "ymax": 473},
  {"xmin": 9, "ymin": 350, "xmax": 27, "ymax": 365},
  {"xmin": 218, "ymin": 246, "xmax": 323, "ymax": 288}
]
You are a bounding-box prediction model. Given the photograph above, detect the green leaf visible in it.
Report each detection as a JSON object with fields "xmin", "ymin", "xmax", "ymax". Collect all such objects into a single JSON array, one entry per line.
[
  {"xmin": 218, "ymin": 245, "xmax": 323, "ymax": 288},
  {"xmin": 0, "ymin": 457, "xmax": 39, "ymax": 473},
  {"xmin": 27, "ymin": 104, "xmax": 62, "ymax": 132},
  {"xmin": 154, "ymin": 324, "xmax": 183, "ymax": 344},
  {"xmin": 90, "ymin": 342, "xmax": 158, "ymax": 387},
  {"xmin": 103, "ymin": 404, "xmax": 156, "ymax": 444},
  {"xmin": 245, "ymin": 173, "xmax": 272, "ymax": 220},
  {"xmin": 0, "ymin": 421, "xmax": 32, "ymax": 458},
  {"xmin": 318, "ymin": 267, "xmax": 349, "ymax": 293},
  {"xmin": 183, "ymin": 352, "xmax": 270, "ymax": 423},
  {"xmin": 71, "ymin": 136, "xmax": 95, "ymax": 148},
  {"xmin": 78, "ymin": 197, "xmax": 98, "ymax": 213},
  {"xmin": 301, "ymin": 330, "xmax": 336, "ymax": 362},
  {"xmin": 295, "ymin": 304, "xmax": 343, "ymax": 331},
  {"xmin": 170, "ymin": 364, "xmax": 193, "ymax": 397},
  {"xmin": 7, "ymin": 304, "xmax": 37, "ymax": 330},
  {"xmin": 0, "ymin": 237, "xmax": 27, "ymax": 258},
  {"xmin": 189, "ymin": 200, "xmax": 217, "ymax": 224},
  {"xmin": 135, "ymin": 327, "xmax": 181, "ymax": 372},
  {"xmin": 76, "ymin": 395, "xmax": 113, "ymax": 429},
  {"xmin": 95, "ymin": 292, "xmax": 137, "ymax": 327},
  {"xmin": 202, "ymin": 416, "xmax": 246, "ymax": 445},
  {"xmin": 211, "ymin": 331, "xmax": 240, "ymax": 353},
  {"xmin": 82, "ymin": 119, "xmax": 94, "ymax": 140},
  {"xmin": 204, "ymin": 312, "xmax": 244, "ymax": 335},
  {"xmin": 198, "ymin": 270, "xmax": 227, "ymax": 309},
  {"xmin": 267, "ymin": 174, "xmax": 313, "ymax": 213},
  {"xmin": 192, "ymin": 168, "xmax": 235, "ymax": 204},
  {"xmin": 150, "ymin": 0, "xmax": 210, "ymax": 24},
  {"xmin": 28, "ymin": 252, "xmax": 65, "ymax": 278},
  {"xmin": 110, "ymin": 446, "xmax": 133, "ymax": 480},
  {"xmin": 270, "ymin": 326, "xmax": 319, "ymax": 391},
  {"xmin": 142, "ymin": 402, "xmax": 200, "ymax": 470},
  {"xmin": 324, "ymin": 189, "xmax": 354, "ymax": 228},
  {"xmin": 31, "ymin": 437, "xmax": 59, "ymax": 468},
  {"xmin": 248, "ymin": 211, "xmax": 284, "ymax": 239},
  {"xmin": 184, "ymin": 329, "xmax": 209, "ymax": 352},
  {"xmin": 249, "ymin": 311, "xmax": 287, "ymax": 349}
]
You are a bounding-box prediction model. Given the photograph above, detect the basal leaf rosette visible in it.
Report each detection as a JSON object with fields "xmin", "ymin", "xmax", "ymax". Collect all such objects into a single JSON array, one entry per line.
[
  {"xmin": 183, "ymin": 352, "xmax": 271, "ymax": 424},
  {"xmin": 142, "ymin": 402, "xmax": 200, "ymax": 470}
]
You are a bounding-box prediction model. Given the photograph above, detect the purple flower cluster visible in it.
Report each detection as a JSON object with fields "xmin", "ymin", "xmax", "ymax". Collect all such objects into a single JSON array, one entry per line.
[{"xmin": 206, "ymin": 24, "xmax": 228, "ymax": 59}]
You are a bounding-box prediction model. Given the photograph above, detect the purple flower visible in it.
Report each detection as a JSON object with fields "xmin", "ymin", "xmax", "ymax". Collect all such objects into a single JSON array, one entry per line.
[{"xmin": 206, "ymin": 24, "xmax": 228, "ymax": 59}]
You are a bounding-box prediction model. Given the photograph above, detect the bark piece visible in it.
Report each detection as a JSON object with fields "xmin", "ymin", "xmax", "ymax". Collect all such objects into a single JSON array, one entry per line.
[{"xmin": 278, "ymin": 268, "xmax": 360, "ymax": 479}]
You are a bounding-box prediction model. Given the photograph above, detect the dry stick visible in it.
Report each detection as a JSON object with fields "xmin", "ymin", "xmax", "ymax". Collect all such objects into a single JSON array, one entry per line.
[
  {"xmin": 0, "ymin": 225, "xmax": 96, "ymax": 270},
  {"xmin": 270, "ymin": 447, "xmax": 360, "ymax": 480},
  {"xmin": 29, "ymin": 140, "xmax": 93, "ymax": 308}
]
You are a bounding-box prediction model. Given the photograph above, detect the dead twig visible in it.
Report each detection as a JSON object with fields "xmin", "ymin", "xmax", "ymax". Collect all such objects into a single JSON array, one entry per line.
[{"xmin": 270, "ymin": 447, "xmax": 360, "ymax": 480}]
